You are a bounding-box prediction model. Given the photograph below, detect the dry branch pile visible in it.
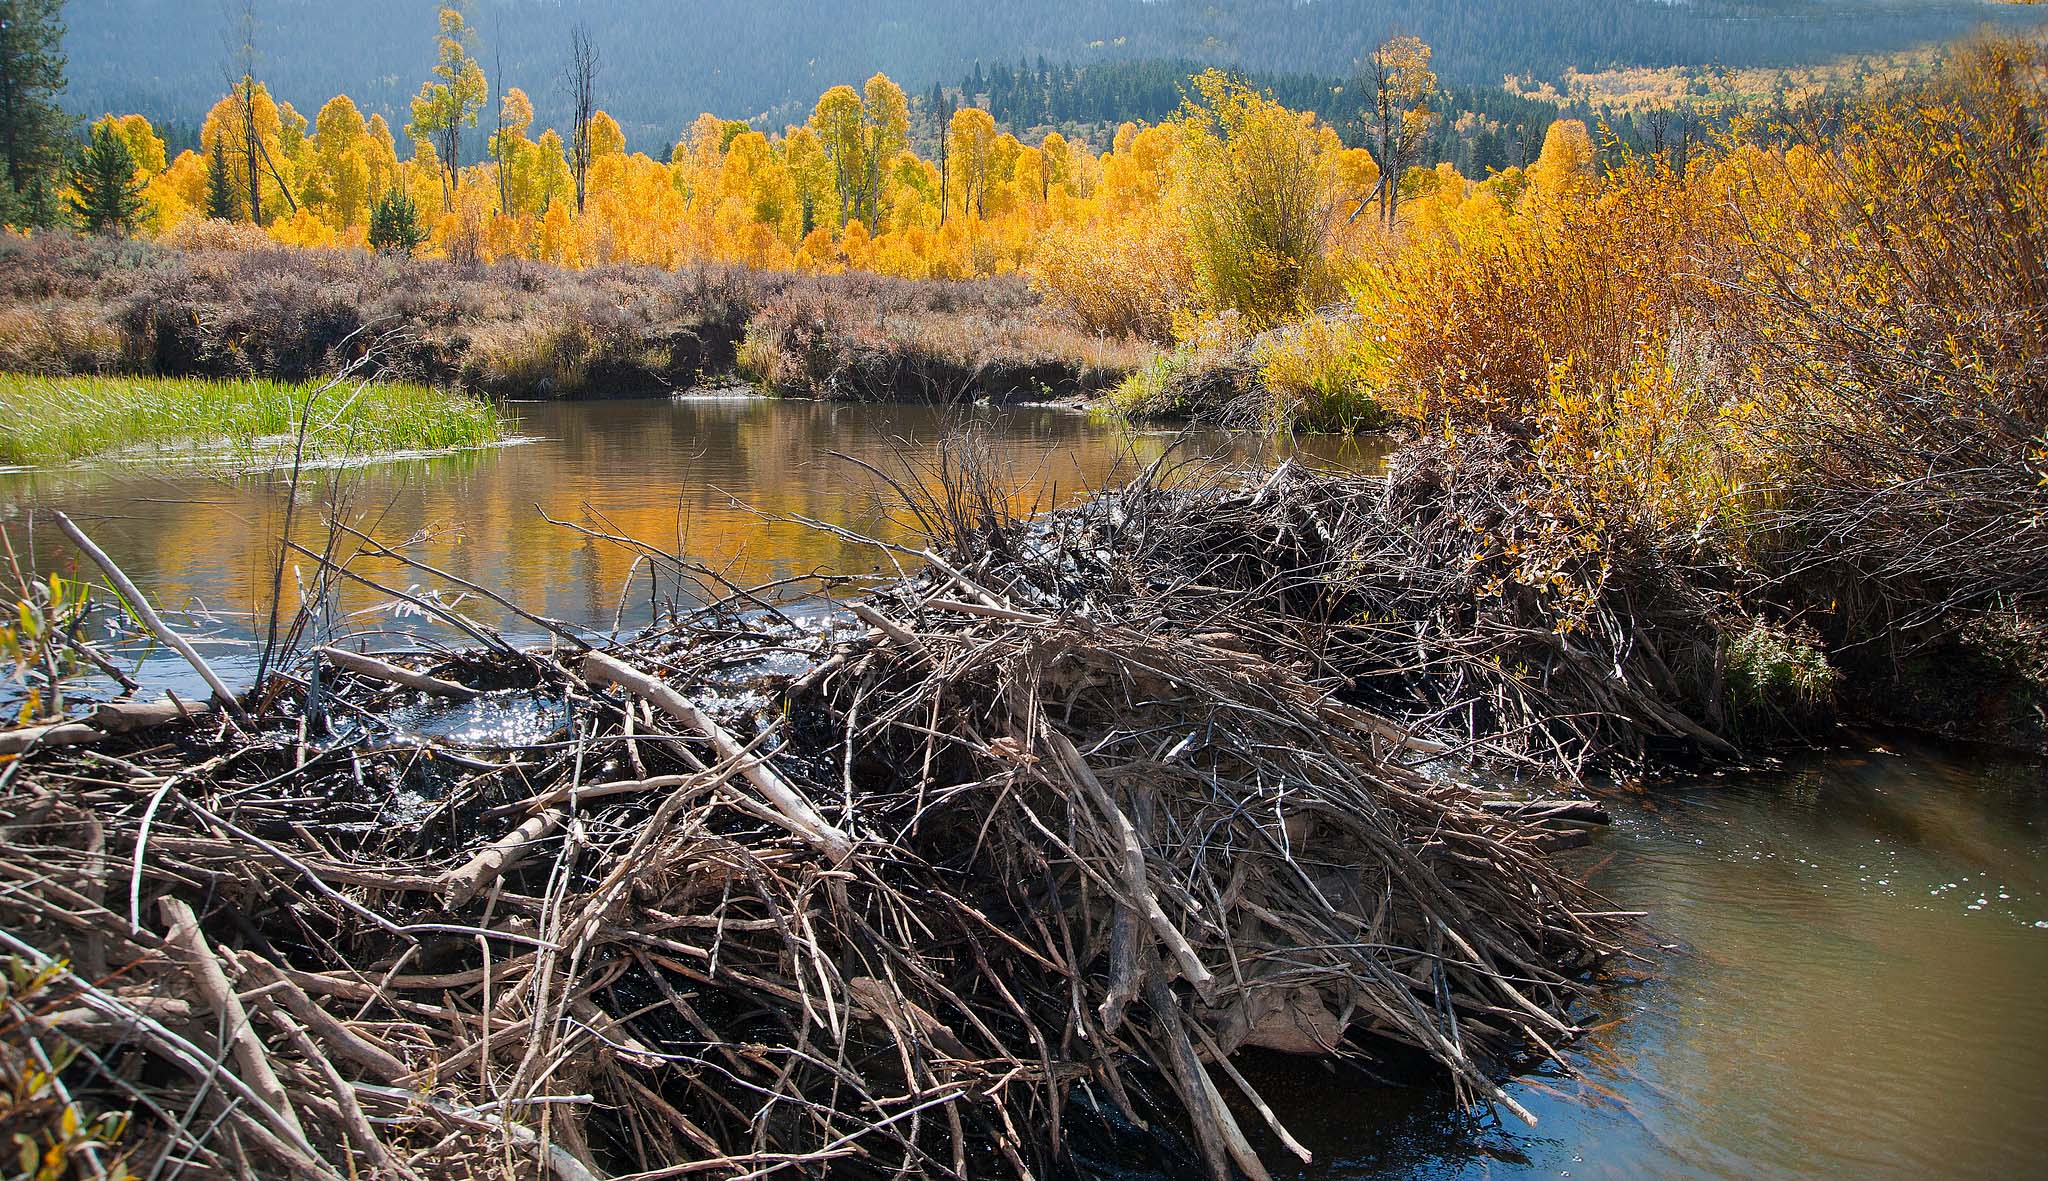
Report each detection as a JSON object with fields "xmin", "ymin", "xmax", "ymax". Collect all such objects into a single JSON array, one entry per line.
[{"xmin": 0, "ymin": 462, "xmax": 1627, "ymax": 1181}]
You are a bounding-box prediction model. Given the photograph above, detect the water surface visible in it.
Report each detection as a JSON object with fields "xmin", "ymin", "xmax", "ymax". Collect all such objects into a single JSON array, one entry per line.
[
  {"xmin": 0, "ymin": 397, "xmax": 1376, "ymax": 685},
  {"xmin": 1240, "ymin": 736, "xmax": 2048, "ymax": 1181}
]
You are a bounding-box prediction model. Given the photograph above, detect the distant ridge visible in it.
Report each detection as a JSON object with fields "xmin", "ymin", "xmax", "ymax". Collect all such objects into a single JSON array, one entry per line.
[{"xmin": 64, "ymin": 0, "xmax": 2034, "ymax": 147}]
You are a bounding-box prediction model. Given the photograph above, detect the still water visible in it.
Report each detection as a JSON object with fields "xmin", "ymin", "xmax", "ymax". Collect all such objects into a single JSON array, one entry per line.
[{"xmin": 3, "ymin": 397, "xmax": 2043, "ymax": 1180}]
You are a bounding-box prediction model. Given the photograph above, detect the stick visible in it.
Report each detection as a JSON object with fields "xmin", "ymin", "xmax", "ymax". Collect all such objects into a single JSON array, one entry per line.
[
  {"xmin": 234, "ymin": 952, "xmax": 410, "ymax": 1083},
  {"xmin": 445, "ymin": 809, "xmax": 566, "ymax": 906},
  {"xmin": 1048, "ymin": 731, "xmax": 1215, "ymax": 1003},
  {"xmin": 92, "ymin": 697, "xmax": 218, "ymax": 734},
  {"xmin": 53, "ymin": 513, "xmax": 251, "ymax": 728},
  {"xmin": 0, "ymin": 720, "xmax": 107, "ymax": 755},
  {"xmin": 157, "ymin": 897, "xmax": 311, "ymax": 1151},
  {"xmin": 318, "ymin": 646, "xmax": 480, "ymax": 700},
  {"xmin": 582, "ymin": 652, "xmax": 854, "ymax": 864}
]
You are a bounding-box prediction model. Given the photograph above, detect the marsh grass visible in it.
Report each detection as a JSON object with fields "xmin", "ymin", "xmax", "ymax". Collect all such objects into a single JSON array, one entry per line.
[{"xmin": 0, "ymin": 373, "xmax": 505, "ymax": 468}]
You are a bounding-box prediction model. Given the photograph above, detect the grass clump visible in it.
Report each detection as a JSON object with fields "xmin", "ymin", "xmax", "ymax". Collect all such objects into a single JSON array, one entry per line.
[{"xmin": 0, "ymin": 373, "xmax": 505, "ymax": 468}]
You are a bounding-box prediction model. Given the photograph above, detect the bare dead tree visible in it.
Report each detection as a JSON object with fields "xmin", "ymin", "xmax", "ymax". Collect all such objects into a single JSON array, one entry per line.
[
  {"xmin": 566, "ymin": 23, "xmax": 598, "ymax": 215},
  {"xmin": 218, "ymin": 0, "xmax": 295, "ymax": 224},
  {"xmin": 493, "ymin": 20, "xmax": 508, "ymax": 213},
  {"xmin": 233, "ymin": 0, "xmax": 262, "ymax": 225}
]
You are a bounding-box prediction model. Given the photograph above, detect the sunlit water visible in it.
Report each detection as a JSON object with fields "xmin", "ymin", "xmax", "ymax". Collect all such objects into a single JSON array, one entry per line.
[{"xmin": 3, "ymin": 397, "xmax": 2043, "ymax": 1180}]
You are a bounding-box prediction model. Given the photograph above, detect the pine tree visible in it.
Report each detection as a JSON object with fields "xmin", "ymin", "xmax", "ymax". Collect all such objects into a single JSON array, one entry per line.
[
  {"xmin": 205, "ymin": 137, "xmax": 242, "ymax": 221},
  {"xmin": 367, "ymin": 187, "xmax": 427, "ymax": 256},
  {"xmin": 0, "ymin": 0, "xmax": 69, "ymax": 228},
  {"xmin": 67, "ymin": 121, "xmax": 147, "ymax": 236}
]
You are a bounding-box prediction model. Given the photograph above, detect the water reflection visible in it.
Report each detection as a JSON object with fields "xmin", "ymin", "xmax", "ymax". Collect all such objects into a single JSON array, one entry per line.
[{"xmin": 0, "ymin": 397, "xmax": 1382, "ymax": 687}]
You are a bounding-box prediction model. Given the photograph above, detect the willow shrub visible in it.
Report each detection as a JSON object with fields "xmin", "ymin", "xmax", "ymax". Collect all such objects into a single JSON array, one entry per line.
[
  {"xmin": 1173, "ymin": 71, "xmax": 1352, "ymax": 327},
  {"xmin": 1726, "ymin": 35, "xmax": 2048, "ymax": 621}
]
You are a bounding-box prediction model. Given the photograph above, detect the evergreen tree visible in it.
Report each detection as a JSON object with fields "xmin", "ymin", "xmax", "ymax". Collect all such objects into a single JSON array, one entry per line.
[
  {"xmin": 66, "ymin": 118, "xmax": 146, "ymax": 234},
  {"xmin": 205, "ymin": 137, "xmax": 241, "ymax": 220},
  {"xmin": 367, "ymin": 187, "xmax": 427, "ymax": 256},
  {"xmin": 0, "ymin": 0, "xmax": 69, "ymax": 228}
]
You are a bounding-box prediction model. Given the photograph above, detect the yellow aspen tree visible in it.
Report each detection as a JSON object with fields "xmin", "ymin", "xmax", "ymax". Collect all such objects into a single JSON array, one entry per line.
[
  {"xmin": 782, "ymin": 125, "xmax": 838, "ymax": 236},
  {"xmin": 588, "ymin": 111, "xmax": 626, "ymax": 160},
  {"xmin": 1521, "ymin": 119, "xmax": 1597, "ymax": 220},
  {"xmin": 947, "ymin": 106, "xmax": 996, "ymax": 218},
  {"xmin": 407, "ymin": 4, "xmax": 488, "ymax": 211}
]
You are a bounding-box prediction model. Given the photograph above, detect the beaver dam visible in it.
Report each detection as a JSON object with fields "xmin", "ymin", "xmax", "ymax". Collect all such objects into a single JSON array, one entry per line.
[{"xmin": 0, "ymin": 452, "xmax": 1646, "ymax": 1181}]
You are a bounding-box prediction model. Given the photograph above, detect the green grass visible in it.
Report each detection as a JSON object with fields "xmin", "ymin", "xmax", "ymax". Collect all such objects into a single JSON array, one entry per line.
[{"xmin": 0, "ymin": 374, "xmax": 506, "ymax": 468}]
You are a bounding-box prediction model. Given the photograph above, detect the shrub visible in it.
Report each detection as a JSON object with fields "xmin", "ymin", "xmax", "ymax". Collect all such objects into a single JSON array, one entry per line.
[
  {"xmin": 1174, "ymin": 71, "xmax": 1351, "ymax": 326},
  {"xmin": 1724, "ymin": 619, "xmax": 1838, "ymax": 723},
  {"xmin": 1731, "ymin": 36, "xmax": 2048, "ymax": 623},
  {"xmin": 1030, "ymin": 211, "xmax": 1188, "ymax": 341},
  {"xmin": 1253, "ymin": 313, "xmax": 1393, "ymax": 432}
]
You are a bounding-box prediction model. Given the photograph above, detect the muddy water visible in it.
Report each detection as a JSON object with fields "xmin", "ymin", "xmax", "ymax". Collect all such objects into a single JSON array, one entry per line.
[{"xmin": 4, "ymin": 397, "xmax": 2044, "ymax": 1180}]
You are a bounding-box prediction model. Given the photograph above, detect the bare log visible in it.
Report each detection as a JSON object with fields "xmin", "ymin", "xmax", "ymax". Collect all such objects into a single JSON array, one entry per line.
[{"xmin": 581, "ymin": 651, "xmax": 854, "ymax": 864}]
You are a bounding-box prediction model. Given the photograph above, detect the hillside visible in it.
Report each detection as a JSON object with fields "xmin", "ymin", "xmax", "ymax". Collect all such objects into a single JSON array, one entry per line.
[{"xmin": 64, "ymin": 0, "xmax": 2033, "ymax": 149}]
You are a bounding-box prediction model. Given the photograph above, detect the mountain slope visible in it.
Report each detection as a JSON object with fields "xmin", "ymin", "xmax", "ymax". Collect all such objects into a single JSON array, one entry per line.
[{"xmin": 64, "ymin": 0, "xmax": 2031, "ymax": 146}]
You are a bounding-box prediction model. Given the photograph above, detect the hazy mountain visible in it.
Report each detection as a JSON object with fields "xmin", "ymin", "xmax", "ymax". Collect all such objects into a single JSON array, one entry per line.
[{"xmin": 64, "ymin": 0, "xmax": 2034, "ymax": 149}]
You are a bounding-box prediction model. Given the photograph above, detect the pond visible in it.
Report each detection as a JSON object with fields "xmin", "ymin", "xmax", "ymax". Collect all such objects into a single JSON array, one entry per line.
[{"xmin": 3, "ymin": 396, "xmax": 2042, "ymax": 1181}]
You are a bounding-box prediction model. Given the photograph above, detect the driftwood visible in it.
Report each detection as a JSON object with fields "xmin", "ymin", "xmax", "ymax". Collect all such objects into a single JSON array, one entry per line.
[{"xmin": 53, "ymin": 511, "xmax": 252, "ymax": 728}]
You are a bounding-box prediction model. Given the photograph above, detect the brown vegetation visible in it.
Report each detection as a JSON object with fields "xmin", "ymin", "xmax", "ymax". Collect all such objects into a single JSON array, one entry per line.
[{"xmin": 0, "ymin": 234, "xmax": 1140, "ymax": 402}]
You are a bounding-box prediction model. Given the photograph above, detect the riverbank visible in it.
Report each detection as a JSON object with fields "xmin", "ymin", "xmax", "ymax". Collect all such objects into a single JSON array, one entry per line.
[
  {"xmin": 0, "ymin": 372, "xmax": 506, "ymax": 468},
  {"xmin": 0, "ymin": 234, "xmax": 1146, "ymax": 404}
]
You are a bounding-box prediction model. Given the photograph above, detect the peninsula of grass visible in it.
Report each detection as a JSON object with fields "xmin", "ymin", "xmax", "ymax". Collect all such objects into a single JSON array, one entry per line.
[{"xmin": 0, "ymin": 373, "xmax": 506, "ymax": 468}]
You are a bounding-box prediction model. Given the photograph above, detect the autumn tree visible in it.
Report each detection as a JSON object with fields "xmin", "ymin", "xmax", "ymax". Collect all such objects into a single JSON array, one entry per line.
[
  {"xmin": 225, "ymin": 0, "xmax": 299, "ymax": 225},
  {"xmin": 1363, "ymin": 35, "xmax": 1438, "ymax": 226},
  {"xmin": 947, "ymin": 105, "xmax": 996, "ymax": 218},
  {"xmin": 811, "ymin": 75, "xmax": 908, "ymax": 228},
  {"xmin": 783, "ymin": 124, "xmax": 837, "ymax": 235},
  {"xmin": 925, "ymin": 82, "xmax": 957, "ymax": 221},
  {"xmin": 203, "ymin": 76, "xmax": 296, "ymax": 225},
  {"xmin": 68, "ymin": 120, "xmax": 149, "ymax": 235},
  {"xmin": 1520, "ymin": 118, "xmax": 1597, "ymax": 219},
  {"xmin": 302, "ymin": 95, "xmax": 374, "ymax": 227},
  {"xmin": 408, "ymin": 4, "xmax": 487, "ymax": 211},
  {"xmin": 0, "ymin": 0, "xmax": 66, "ymax": 227},
  {"xmin": 1175, "ymin": 71, "xmax": 1345, "ymax": 324}
]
